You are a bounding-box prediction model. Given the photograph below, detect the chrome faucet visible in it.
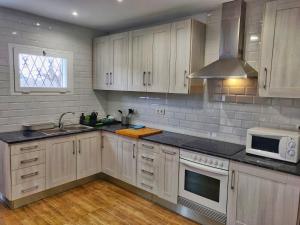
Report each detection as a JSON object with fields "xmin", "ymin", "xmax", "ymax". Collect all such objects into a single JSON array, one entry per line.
[{"xmin": 58, "ymin": 112, "xmax": 75, "ymax": 130}]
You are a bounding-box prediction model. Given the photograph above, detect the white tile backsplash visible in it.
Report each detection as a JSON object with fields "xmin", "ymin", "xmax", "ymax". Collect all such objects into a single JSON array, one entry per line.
[{"xmin": 0, "ymin": 7, "xmax": 106, "ymax": 132}]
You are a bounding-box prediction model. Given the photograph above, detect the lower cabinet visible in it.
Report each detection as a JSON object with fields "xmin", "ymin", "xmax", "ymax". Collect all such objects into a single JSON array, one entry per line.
[
  {"xmin": 101, "ymin": 132, "xmax": 119, "ymax": 178},
  {"xmin": 118, "ymin": 136, "xmax": 137, "ymax": 186},
  {"xmin": 227, "ymin": 162, "xmax": 300, "ymax": 225},
  {"xmin": 158, "ymin": 145, "xmax": 179, "ymax": 204},
  {"xmin": 46, "ymin": 132, "xmax": 101, "ymax": 189},
  {"xmin": 46, "ymin": 136, "xmax": 77, "ymax": 188}
]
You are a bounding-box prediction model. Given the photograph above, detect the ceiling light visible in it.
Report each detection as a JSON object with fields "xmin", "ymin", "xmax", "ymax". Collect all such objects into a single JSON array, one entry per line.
[
  {"xmin": 250, "ymin": 35, "xmax": 259, "ymax": 42},
  {"xmin": 72, "ymin": 11, "xmax": 78, "ymax": 16},
  {"xmin": 117, "ymin": 0, "xmax": 123, "ymax": 2},
  {"xmin": 35, "ymin": 22, "xmax": 40, "ymax": 27},
  {"xmin": 12, "ymin": 31, "xmax": 17, "ymax": 35}
]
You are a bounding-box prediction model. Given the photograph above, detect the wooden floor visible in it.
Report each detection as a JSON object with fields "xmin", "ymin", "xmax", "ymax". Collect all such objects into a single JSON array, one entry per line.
[{"xmin": 0, "ymin": 180, "xmax": 199, "ymax": 225}]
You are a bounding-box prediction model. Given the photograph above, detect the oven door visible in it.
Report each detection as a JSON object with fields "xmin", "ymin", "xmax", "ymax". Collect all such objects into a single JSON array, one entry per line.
[{"xmin": 179, "ymin": 158, "xmax": 228, "ymax": 214}]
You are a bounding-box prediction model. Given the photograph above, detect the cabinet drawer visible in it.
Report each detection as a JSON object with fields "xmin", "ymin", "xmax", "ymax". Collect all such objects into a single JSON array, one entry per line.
[
  {"xmin": 11, "ymin": 141, "xmax": 46, "ymax": 155},
  {"xmin": 12, "ymin": 164, "xmax": 45, "ymax": 185},
  {"xmin": 138, "ymin": 141, "xmax": 160, "ymax": 154},
  {"xmin": 11, "ymin": 151, "xmax": 45, "ymax": 170},
  {"xmin": 12, "ymin": 178, "xmax": 45, "ymax": 200},
  {"xmin": 137, "ymin": 176, "xmax": 157, "ymax": 194}
]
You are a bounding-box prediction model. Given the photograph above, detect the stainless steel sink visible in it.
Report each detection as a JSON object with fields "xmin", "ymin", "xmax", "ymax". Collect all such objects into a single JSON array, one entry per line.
[{"xmin": 41, "ymin": 124, "xmax": 93, "ymax": 135}]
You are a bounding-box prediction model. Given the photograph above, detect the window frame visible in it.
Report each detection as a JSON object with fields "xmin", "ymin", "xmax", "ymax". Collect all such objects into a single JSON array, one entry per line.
[{"xmin": 9, "ymin": 44, "xmax": 74, "ymax": 95}]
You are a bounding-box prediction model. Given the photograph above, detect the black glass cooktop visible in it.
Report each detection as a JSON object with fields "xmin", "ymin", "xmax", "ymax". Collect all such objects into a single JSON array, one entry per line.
[{"xmin": 181, "ymin": 138, "xmax": 245, "ymax": 157}]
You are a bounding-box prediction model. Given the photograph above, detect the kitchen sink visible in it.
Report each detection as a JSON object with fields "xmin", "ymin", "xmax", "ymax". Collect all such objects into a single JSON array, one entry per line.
[{"xmin": 41, "ymin": 124, "xmax": 93, "ymax": 135}]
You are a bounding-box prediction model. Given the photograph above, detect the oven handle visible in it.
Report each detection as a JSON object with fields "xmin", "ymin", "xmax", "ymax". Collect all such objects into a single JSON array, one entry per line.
[{"xmin": 180, "ymin": 159, "xmax": 228, "ymax": 176}]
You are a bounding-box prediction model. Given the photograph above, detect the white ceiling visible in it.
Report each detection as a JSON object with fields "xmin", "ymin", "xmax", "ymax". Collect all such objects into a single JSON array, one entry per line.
[{"xmin": 0, "ymin": 0, "xmax": 229, "ymax": 32}]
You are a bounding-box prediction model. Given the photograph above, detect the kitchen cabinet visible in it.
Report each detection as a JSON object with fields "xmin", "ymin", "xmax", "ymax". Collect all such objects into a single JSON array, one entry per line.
[
  {"xmin": 117, "ymin": 137, "xmax": 137, "ymax": 185},
  {"xmin": 129, "ymin": 24, "xmax": 171, "ymax": 93},
  {"xmin": 93, "ymin": 32, "xmax": 129, "ymax": 91},
  {"xmin": 46, "ymin": 136, "xmax": 77, "ymax": 188},
  {"xmin": 76, "ymin": 132, "xmax": 101, "ymax": 179},
  {"xmin": 227, "ymin": 162, "xmax": 300, "ymax": 225},
  {"xmin": 259, "ymin": 0, "xmax": 300, "ymax": 98},
  {"xmin": 101, "ymin": 132, "xmax": 119, "ymax": 178},
  {"xmin": 158, "ymin": 145, "xmax": 179, "ymax": 204},
  {"xmin": 169, "ymin": 19, "xmax": 206, "ymax": 94}
]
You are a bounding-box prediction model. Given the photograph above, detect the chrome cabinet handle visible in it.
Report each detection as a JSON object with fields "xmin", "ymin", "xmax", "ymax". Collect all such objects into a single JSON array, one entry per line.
[
  {"xmin": 162, "ymin": 150, "xmax": 176, "ymax": 155},
  {"xmin": 141, "ymin": 169, "xmax": 154, "ymax": 176},
  {"xmin": 73, "ymin": 140, "xmax": 76, "ymax": 155},
  {"xmin": 21, "ymin": 185, "xmax": 39, "ymax": 193},
  {"xmin": 148, "ymin": 71, "xmax": 151, "ymax": 86},
  {"xmin": 142, "ymin": 144, "xmax": 154, "ymax": 149},
  {"xmin": 78, "ymin": 140, "xmax": 81, "ymax": 154},
  {"xmin": 184, "ymin": 70, "xmax": 188, "ymax": 87},
  {"xmin": 105, "ymin": 73, "xmax": 109, "ymax": 85},
  {"xmin": 143, "ymin": 72, "xmax": 146, "ymax": 86},
  {"xmin": 101, "ymin": 136, "xmax": 104, "ymax": 149},
  {"xmin": 263, "ymin": 67, "xmax": 267, "ymax": 89},
  {"xmin": 20, "ymin": 158, "xmax": 38, "ymax": 164},
  {"xmin": 141, "ymin": 155, "xmax": 154, "ymax": 162},
  {"xmin": 141, "ymin": 182, "xmax": 153, "ymax": 190},
  {"xmin": 20, "ymin": 145, "xmax": 38, "ymax": 151},
  {"xmin": 132, "ymin": 144, "xmax": 136, "ymax": 159},
  {"xmin": 231, "ymin": 170, "xmax": 236, "ymax": 190},
  {"xmin": 110, "ymin": 72, "xmax": 113, "ymax": 85},
  {"xmin": 21, "ymin": 171, "xmax": 39, "ymax": 179}
]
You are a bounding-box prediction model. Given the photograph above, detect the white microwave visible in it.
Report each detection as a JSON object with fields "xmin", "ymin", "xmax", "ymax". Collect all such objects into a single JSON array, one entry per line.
[{"xmin": 246, "ymin": 127, "xmax": 300, "ymax": 163}]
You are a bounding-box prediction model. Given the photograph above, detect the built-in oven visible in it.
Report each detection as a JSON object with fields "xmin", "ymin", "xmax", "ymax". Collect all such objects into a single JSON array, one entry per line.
[{"xmin": 179, "ymin": 149, "xmax": 229, "ymax": 223}]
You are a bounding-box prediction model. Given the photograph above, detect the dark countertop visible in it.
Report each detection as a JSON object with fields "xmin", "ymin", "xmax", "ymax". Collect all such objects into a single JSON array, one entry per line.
[{"xmin": 1, "ymin": 123, "xmax": 300, "ymax": 177}]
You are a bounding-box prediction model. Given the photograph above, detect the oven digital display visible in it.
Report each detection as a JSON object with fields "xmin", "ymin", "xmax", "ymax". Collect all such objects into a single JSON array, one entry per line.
[
  {"xmin": 184, "ymin": 170, "xmax": 220, "ymax": 202},
  {"xmin": 251, "ymin": 136, "xmax": 279, "ymax": 153}
]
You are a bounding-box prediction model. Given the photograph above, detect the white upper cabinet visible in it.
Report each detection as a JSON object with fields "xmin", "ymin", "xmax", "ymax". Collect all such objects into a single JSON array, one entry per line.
[
  {"xmin": 93, "ymin": 19, "xmax": 205, "ymax": 94},
  {"xmin": 93, "ymin": 37, "xmax": 111, "ymax": 90},
  {"xmin": 129, "ymin": 28, "xmax": 151, "ymax": 92},
  {"xmin": 259, "ymin": 0, "xmax": 300, "ymax": 98},
  {"xmin": 169, "ymin": 19, "xmax": 206, "ymax": 94},
  {"xmin": 93, "ymin": 32, "xmax": 129, "ymax": 91}
]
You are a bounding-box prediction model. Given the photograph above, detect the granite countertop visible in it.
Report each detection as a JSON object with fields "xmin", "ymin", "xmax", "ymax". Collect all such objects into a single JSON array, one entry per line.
[{"xmin": 1, "ymin": 123, "xmax": 300, "ymax": 177}]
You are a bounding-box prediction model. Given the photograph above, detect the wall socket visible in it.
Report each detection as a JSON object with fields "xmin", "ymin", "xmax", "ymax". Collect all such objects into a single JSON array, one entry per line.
[{"xmin": 156, "ymin": 108, "xmax": 165, "ymax": 116}]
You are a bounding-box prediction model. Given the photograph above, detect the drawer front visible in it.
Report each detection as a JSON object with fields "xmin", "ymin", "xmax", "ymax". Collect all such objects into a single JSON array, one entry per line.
[
  {"xmin": 12, "ymin": 164, "xmax": 45, "ymax": 185},
  {"xmin": 137, "ymin": 174, "xmax": 158, "ymax": 194},
  {"xmin": 138, "ymin": 150, "xmax": 159, "ymax": 166},
  {"xmin": 11, "ymin": 141, "xmax": 46, "ymax": 155},
  {"xmin": 138, "ymin": 141, "xmax": 160, "ymax": 154},
  {"xmin": 11, "ymin": 151, "xmax": 45, "ymax": 170},
  {"xmin": 12, "ymin": 178, "xmax": 45, "ymax": 200}
]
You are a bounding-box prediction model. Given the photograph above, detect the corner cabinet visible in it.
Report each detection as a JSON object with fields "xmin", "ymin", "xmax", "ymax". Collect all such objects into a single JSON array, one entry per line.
[
  {"xmin": 259, "ymin": 0, "xmax": 300, "ymax": 98},
  {"xmin": 93, "ymin": 19, "xmax": 205, "ymax": 94},
  {"xmin": 93, "ymin": 32, "xmax": 129, "ymax": 91},
  {"xmin": 227, "ymin": 162, "xmax": 300, "ymax": 225},
  {"xmin": 101, "ymin": 132, "xmax": 119, "ymax": 178},
  {"xmin": 169, "ymin": 19, "xmax": 206, "ymax": 94}
]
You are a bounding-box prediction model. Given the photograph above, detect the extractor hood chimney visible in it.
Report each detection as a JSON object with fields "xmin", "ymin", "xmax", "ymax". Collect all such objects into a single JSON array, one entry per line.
[{"xmin": 188, "ymin": 0, "xmax": 258, "ymax": 79}]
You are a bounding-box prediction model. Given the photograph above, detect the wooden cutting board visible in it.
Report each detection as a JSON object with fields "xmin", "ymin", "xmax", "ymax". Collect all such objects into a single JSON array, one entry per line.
[{"xmin": 115, "ymin": 128, "xmax": 162, "ymax": 139}]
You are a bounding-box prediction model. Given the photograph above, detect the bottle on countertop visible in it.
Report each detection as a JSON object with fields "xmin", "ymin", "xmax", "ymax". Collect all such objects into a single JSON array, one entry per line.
[{"xmin": 79, "ymin": 113, "xmax": 85, "ymax": 125}]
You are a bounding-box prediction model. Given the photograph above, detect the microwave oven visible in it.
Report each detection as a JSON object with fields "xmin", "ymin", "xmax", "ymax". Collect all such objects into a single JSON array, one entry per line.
[{"xmin": 246, "ymin": 127, "xmax": 300, "ymax": 163}]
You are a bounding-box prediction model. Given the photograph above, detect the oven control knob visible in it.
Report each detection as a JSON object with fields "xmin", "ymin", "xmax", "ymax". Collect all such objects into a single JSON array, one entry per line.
[
  {"xmin": 204, "ymin": 158, "xmax": 208, "ymax": 163},
  {"xmin": 209, "ymin": 160, "xmax": 213, "ymax": 165},
  {"xmin": 193, "ymin": 155, "xmax": 197, "ymax": 160},
  {"xmin": 214, "ymin": 161, "xmax": 218, "ymax": 166},
  {"xmin": 198, "ymin": 157, "xmax": 202, "ymax": 162},
  {"xmin": 219, "ymin": 162, "xmax": 224, "ymax": 168},
  {"xmin": 288, "ymin": 149, "xmax": 296, "ymax": 157}
]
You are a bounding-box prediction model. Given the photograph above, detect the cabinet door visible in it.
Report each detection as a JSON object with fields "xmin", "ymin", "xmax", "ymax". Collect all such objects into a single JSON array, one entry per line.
[
  {"xmin": 158, "ymin": 146, "xmax": 179, "ymax": 204},
  {"xmin": 46, "ymin": 136, "xmax": 77, "ymax": 188},
  {"xmin": 147, "ymin": 24, "xmax": 171, "ymax": 93},
  {"xmin": 76, "ymin": 132, "xmax": 101, "ymax": 179},
  {"xmin": 227, "ymin": 162, "xmax": 300, "ymax": 225},
  {"xmin": 118, "ymin": 137, "xmax": 137, "ymax": 186},
  {"xmin": 129, "ymin": 29, "xmax": 150, "ymax": 92},
  {"xmin": 110, "ymin": 32, "xmax": 129, "ymax": 91},
  {"xmin": 260, "ymin": 0, "xmax": 300, "ymax": 98},
  {"xmin": 93, "ymin": 37, "xmax": 111, "ymax": 90},
  {"xmin": 101, "ymin": 132, "xmax": 118, "ymax": 178},
  {"xmin": 169, "ymin": 20, "xmax": 191, "ymax": 94}
]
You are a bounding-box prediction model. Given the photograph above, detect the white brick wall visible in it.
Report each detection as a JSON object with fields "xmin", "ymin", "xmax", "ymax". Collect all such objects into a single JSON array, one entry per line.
[
  {"xmin": 105, "ymin": 0, "xmax": 300, "ymax": 145},
  {"xmin": 0, "ymin": 7, "xmax": 106, "ymax": 132}
]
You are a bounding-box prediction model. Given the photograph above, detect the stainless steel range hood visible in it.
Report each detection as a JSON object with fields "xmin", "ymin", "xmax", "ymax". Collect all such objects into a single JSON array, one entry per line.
[{"xmin": 189, "ymin": 0, "xmax": 257, "ymax": 80}]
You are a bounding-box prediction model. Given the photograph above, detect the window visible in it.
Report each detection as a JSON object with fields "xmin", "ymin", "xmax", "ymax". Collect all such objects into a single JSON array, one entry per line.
[{"xmin": 9, "ymin": 44, "xmax": 73, "ymax": 94}]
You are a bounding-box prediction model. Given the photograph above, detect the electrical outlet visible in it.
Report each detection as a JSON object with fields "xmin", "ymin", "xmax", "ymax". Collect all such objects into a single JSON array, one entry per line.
[{"xmin": 156, "ymin": 108, "xmax": 165, "ymax": 116}]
